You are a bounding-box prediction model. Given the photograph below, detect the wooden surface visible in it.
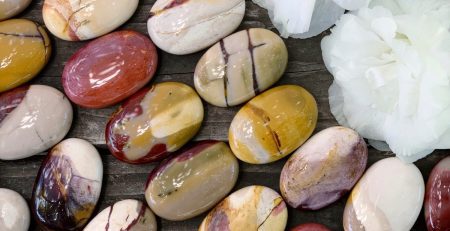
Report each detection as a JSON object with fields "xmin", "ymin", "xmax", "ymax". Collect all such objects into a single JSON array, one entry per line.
[{"xmin": 0, "ymin": 1, "xmax": 447, "ymax": 230}]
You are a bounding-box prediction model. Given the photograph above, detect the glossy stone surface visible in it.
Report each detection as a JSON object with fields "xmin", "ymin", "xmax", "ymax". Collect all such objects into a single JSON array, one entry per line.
[
  {"xmin": 0, "ymin": 0, "xmax": 32, "ymax": 21},
  {"xmin": 145, "ymin": 141, "xmax": 239, "ymax": 221},
  {"xmin": 280, "ymin": 126, "xmax": 368, "ymax": 210},
  {"xmin": 32, "ymin": 138, "xmax": 103, "ymax": 230},
  {"xmin": 194, "ymin": 28, "xmax": 288, "ymax": 107},
  {"xmin": 425, "ymin": 156, "xmax": 450, "ymax": 231},
  {"xmin": 200, "ymin": 185, "xmax": 287, "ymax": 231},
  {"xmin": 63, "ymin": 30, "xmax": 158, "ymax": 108},
  {"xmin": 0, "ymin": 85, "xmax": 73, "ymax": 160},
  {"xmin": 0, "ymin": 188, "xmax": 30, "ymax": 231},
  {"xmin": 291, "ymin": 223, "xmax": 331, "ymax": 231},
  {"xmin": 84, "ymin": 199, "xmax": 157, "ymax": 231},
  {"xmin": 0, "ymin": 19, "xmax": 51, "ymax": 92},
  {"xmin": 106, "ymin": 82, "xmax": 204, "ymax": 164},
  {"xmin": 343, "ymin": 157, "xmax": 424, "ymax": 231},
  {"xmin": 229, "ymin": 85, "xmax": 318, "ymax": 164},
  {"xmin": 147, "ymin": 0, "xmax": 245, "ymax": 55},
  {"xmin": 43, "ymin": 0, "xmax": 138, "ymax": 41}
]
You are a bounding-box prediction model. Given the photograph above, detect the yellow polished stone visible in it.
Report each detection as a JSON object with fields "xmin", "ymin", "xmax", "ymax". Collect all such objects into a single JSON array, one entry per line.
[
  {"xmin": 229, "ymin": 85, "xmax": 318, "ymax": 164},
  {"xmin": 0, "ymin": 19, "xmax": 51, "ymax": 92}
]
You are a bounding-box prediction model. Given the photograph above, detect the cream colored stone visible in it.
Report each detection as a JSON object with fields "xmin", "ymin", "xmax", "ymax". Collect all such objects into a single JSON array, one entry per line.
[
  {"xmin": 0, "ymin": 188, "xmax": 29, "ymax": 231},
  {"xmin": 0, "ymin": 0, "xmax": 32, "ymax": 21}
]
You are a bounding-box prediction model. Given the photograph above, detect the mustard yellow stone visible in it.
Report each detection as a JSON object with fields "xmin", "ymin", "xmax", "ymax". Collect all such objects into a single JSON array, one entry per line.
[
  {"xmin": 0, "ymin": 19, "xmax": 51, "ymax": 93},
  {"xmin": 228, "ymin": 85, "xmax": 318, "ymax": 164}
]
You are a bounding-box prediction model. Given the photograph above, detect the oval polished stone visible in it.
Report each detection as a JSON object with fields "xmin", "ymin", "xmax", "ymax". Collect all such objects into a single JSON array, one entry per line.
[
  {"xmin": 194, "ymin": 28, "xmax": 288, "ymax": 107},
  {"xmin": 425, "ymin": 156, "xmax": 450, "ymax": 231},
  {"xmin": 145, "ymin": 141, "xmax": 239, "ymax": 221},
  {"xmin": 0, "ymin": 19, "xmax": 51, "ymax": 92},
  {"xmin": 0, "ymin": 85, "xmax": 73, "ymax": 160},
  {"xmin": 199, "ymin": 185, "xmax": 288, "ymax": 231},
  {"xmin": 84, "ymin": 199, "xmax": 157, "ymax": 231},
  {"xmin": 280, "ymin": 126, "xmax": 368, "ymax": 210},
  {"xmin": 229, "ymin": 85, "xmax": 318, "ymax": 164},
  {"xmin": 291, "ymin": 223, "xmax": 331, "ymax": 231},
  {"xmin": 343, "ymin": 157, "xmax": 424, "ymax": 231},
  {"xmin": 32, "ymin": 138, "xmax": 103, "ymax": 230},
  {"xmin": 62, "ymin": 30, "xmax": 158, "ymax": 108},
  {"xmin": 43, "ymin": 0, "xmax": 138, "ymax": 41},
  {"xmin": 0, "ymin": 188, "xmax": 30, "ymax": 231},
  {"xmin": 0, "ymin": 0, "xmax": 32, "ymax": 21},
  {"xmin": 147, "ymin": 0, "xmax": 245, "ymax": 55},
  {"xmin": 106, "ymin": 82, "xmax": 204, "ymax": 164}
]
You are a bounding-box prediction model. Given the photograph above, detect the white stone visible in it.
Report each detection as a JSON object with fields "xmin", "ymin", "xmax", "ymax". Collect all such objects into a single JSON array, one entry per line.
[{"xmin": 0, "ymin": 188, "xmax": 30, "ymax": 231}]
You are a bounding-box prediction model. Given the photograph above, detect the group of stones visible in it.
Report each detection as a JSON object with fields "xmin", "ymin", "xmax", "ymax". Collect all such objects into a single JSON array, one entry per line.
[{"xmin": 0, "ymin": 0, "xmax": 448, "ymax": 231}]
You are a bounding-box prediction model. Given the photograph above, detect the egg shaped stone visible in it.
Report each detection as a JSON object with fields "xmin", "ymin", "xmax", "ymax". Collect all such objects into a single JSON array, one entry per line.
[
  {"xmin": 199, "ymin": 185, "xmax": 288, "ymax": 231},
  {"xmin": 291, "ymin": 223, "xmax": 331, "ymax": 231},
  {"xmin": 343, "ymin": 157, "xmax": 424, "ymax": 231},
  {"xmin": 62, "ymin": 30, "xmax": 158, "ymax": 109},
  {"xmin": 32, "ymin": 138, "xmax": 103, "ymax": 230},
  {"xmin": 228, "ymin": 85, "xmax": 318, "ymax": 164},
  {"xmin": 147, "ymin": 0, "xmax": 245, "ymax": 55},
  {"xmin": 194, "ymin": 28, "xmax": 288, "ymax": 107},
  {"xmin": 0, "ymin": 19, "xmax": 51, "ymax": 92},
  {"xmin": 106, "ymin": 82, "xmax": 204, "ymax": 164},
  {"xmin": 84, "ymin": 199, "xmax": 157, "ymax": 231},
  {"xmin": 0, "ymin": 85, "xmax": 73, "ymax": 160},
  {"xmin": 0, "ymin": 0, "xmax": 32, "ymax": 21},
  {"xmin": 145, "ymin": 141, "xmax": 239, "ymax": 221},
  {"xmin": 425, "ymin": 156, "xmax": 450, "ymax": 231},
  {"xmin": 280, "ymin": 126, "xmax": 368, "ymax": 210},
  {"xmin": 43, "ymin": 0, "xmax": 138, "ymax": 41},
  {"xmin": 0, "ymin": 188, "xmax": 30, "ymax": 231}
]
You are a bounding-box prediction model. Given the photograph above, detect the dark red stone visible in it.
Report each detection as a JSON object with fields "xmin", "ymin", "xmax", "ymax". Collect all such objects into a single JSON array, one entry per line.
[
  {"xmin": 291, "ymin": 223, "xmax": 331, "ymax": 231},
  {"xmin": 0, "ymin": 85, "xmax": 29, "ymax": 124}
]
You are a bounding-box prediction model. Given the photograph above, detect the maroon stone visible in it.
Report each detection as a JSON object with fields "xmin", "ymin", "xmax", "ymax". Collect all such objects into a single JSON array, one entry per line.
[
  {"xmin": 291, "ymin": 223, "xmax": 331, "ymax": 231},
  {"xmin": 0, "ymin": 85, "xmax": 29, "ymax": 123}
]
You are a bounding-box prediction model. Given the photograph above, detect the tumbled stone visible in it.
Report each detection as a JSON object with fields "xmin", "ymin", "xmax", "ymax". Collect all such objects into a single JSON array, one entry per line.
[
  {"xmin": 43, "ymin": 0, "xmax": 138, "ymax": 41},
  {"xmin": 0, "ymin": 85, "xmax": 73, "ymax": 160},
  {"xmin": 106, "ymin": 82, "xmax": 204, "ymax": 164},
  {"xmin": 425, "ymin": 156, "xmax": 450, "ymax": 231},
  {"xmin": 145, "ymin": 141, "xmax": 239, "ymax": 221},
  {"xmin": 291, "ymin": 223, "xmax": 331, "ymax": 231},
  {"xmin": 0, "ymin": 188, "xmax": 30, "ymax": 231},
  {"xmin": 147, "ymin": 0, "xmax": 245, "ymax": 55},
  {"xmin": 343, "ymin": 157, "xmax": 424, "ymax": 231},
  {"xmin": 194, "ymin": 28, "xmax": 288, "ymax": 107},
  {"xmin": 84, "ymin": 199, "xmax": 157, "ymax": 231},
  {"xmin": 0, "ymin": 19, "xmax": 51, "ymax": 92},
  {"xmin": 280, "ymin": 126, "xmax": 368, "ymax": 210},
  {"xmin": 199, "ymin": 185, "xmax": 288, "ymax": 231},
  {"xmin": 62, "ymin": 30, "xmax": 158, "ymax": 108},
  {"xmin": 228, "ymin": 85, "xmax": 318, "ymax": 164},
  {"xmin": 0, "ymin": 0, "xmax": 32, "ymax": 21},
  {"xmin": 32, "ymin": 138, "xmax": 103, "ymax": 230}
]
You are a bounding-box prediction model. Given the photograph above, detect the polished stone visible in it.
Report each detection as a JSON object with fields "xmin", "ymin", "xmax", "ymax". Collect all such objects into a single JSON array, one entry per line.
[
  {"xmin": 291, "ymin": 223, "xmax": 331, "ymax": 231},
  {"xmin": 0, "ymin": 188, "xmax": 30, "ymax": 231},
  {"xmin": 0, "ymin": 0, "xmax": 32, "ymax": 21}
]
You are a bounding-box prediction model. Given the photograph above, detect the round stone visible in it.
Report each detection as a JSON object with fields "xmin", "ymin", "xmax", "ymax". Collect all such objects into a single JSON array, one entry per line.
[
  {"xmin": 0, "ymin": 0, "xmax": 32, "ymax": 21},
  {"xmin": 43, "ymin": 0, "xmax": 139, "ymax": 41},
  {"xmin": 229, "ymin": 85, "xmax": 318, "ymax": 164},
  {"xmin": 0, "ymin": 19, "xmax": 51, "ymax": 92},
  {"xmin": 291, "ymin": 223, "xmax": 331, "ymax": 231},
  {"xmin": 145, "ymin": 141, "xmax": 239, "ymax": 221},
  {"xmin": 106, "ymin": 82, "xmax": 204, "ymax": 164},
  {"xmin": 62, "ymin": 30, "xmax": 158, "ymax": 108},
  {"xmin": 0, "ymin": 188, "xmax": 30, "ymax": 231},
  {"xmin": 147, "ymin": 0, "xmax": 245, "ymax": 55}
]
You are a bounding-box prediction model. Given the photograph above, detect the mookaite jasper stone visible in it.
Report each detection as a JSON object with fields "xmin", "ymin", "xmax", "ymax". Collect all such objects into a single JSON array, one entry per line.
[
  {"xmin": 291, "ymin": 223, "xmax": 331, "ymax": 231},
  {"xmin": 199, "ymin": 185, "xmax": 288, "ymax": 231},
  {"xmin": 0, "ymin": 19, "xmax": 51, "ymax": 92},
  {"xmin": 194, "ymin": 28, "xmax": 288, "ymax": 107},
  {"xmin": 147, "ymin": 0, "xmax": 245, "ymax": 55},
  {"xmin": 43, "ymin": 0, "xmax": 138, "ymax": 41},
  {"xmin": 84, "ymin": 200, "xmax": 157, "ymax": 231},
  {"xmin": 280, "ymin": 126, "xmax": 368, "ymax": 210},
  {"xmin": 425, "ymin": 156, "xmax": 450, "ymax": 231},
  {"xmin": 106, "ymin": 82, "xmax": 204, "ymax": 164},
  {"xmin": 0, "ymin": 188, "xmax": 30, "ymax": 231},
  {"xmin": 0, "ymin": 85, "xmax": 73, "ymax": 160},
  {"xmin": 229, "ymin": 85, "xmax": 318, "ymax": 164},
  {"xmin": 63, "ymin": 30, "xmax": 158, "ymax": 109},
  {"xmin": 32, "ymin": 138, "xmax": 103, "ymax": 230},
  {"xmin": 145, "ymin": 141, "xmax": 239, "ymax": 221},
  {"xmin": 343, "ymin": 157, "xmax": 424, "ymax": 231},
  {"xmin": 0, "ymin": 0, "xmax": 32, "ymax": 21}
]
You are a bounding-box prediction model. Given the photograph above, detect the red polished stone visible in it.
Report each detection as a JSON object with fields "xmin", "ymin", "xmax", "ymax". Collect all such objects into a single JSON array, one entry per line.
[
  {"xmin": 62, "ymin": 30, "xmax": 158, "ymax": 108},
  {"xmin": 425, "ymin": 156, "xmax": 450, "ymax": 231},
  {"xmin": 291, "ymin": 223, "xmax": 331, "ymax": 231}
]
